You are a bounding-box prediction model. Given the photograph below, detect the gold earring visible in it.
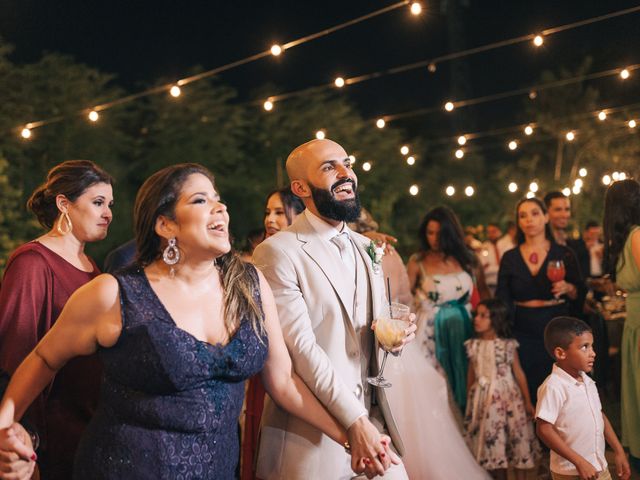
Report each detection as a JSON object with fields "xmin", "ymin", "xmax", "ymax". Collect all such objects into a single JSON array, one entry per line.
[{"xmin": 57, "ymin": 212, "xmax": 73, "ymax": 235}]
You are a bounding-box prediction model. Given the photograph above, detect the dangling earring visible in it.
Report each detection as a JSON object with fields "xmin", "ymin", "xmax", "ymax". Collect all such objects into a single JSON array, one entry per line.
[
  {"xmin": 57, "ymin": 212, "xmax": 73, "ymax": 235},
  {"xmin": 162, "ymin": 237, "xmax": 180, "ymax": 278}
]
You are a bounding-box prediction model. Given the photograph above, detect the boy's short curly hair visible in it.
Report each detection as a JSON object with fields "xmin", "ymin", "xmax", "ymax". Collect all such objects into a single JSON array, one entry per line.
[{"xmin": 543, "ymin": 316, "xmax": 592, "ymax": 358}]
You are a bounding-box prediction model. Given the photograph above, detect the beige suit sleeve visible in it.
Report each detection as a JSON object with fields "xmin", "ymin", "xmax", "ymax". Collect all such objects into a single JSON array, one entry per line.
[{"xmin": 254, "ymin": 241, "xmax": 367, "ymax": 429}]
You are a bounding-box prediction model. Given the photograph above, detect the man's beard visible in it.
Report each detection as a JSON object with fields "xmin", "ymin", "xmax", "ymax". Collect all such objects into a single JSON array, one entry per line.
[{"xmin": 309, "ymin": 180, "xmax": 361, "ymax": 222}]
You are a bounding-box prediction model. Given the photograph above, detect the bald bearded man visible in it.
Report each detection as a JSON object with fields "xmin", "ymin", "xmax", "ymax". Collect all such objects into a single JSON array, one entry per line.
[{"xmin": 253, "ymin": 139, "xmax": 413, "ymax": 480}]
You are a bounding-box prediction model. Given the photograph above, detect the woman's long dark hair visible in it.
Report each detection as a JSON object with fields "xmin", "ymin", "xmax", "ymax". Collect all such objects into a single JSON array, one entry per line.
[
  {"xmin": 514, "ymin": 197, "xmax": 555, "ymax": 244},
  {"xmin": 417, "ymin": 206, "xmax": 477, "ymax": 274},
  {"xmin": 134, "ymin": 163, "xmax": 264, "ymax": 338},
  {"xmin": 603, "ymin": 179, "xmax": 640, "ymax": 280},
  {"xmin": 266, "ymin": 186, "xmax": 305, "ymax": 226}
]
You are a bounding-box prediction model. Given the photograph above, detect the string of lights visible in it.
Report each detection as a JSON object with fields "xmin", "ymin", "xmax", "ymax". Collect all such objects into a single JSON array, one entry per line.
[
  {"xmin": 378, "ymin": 63, "xmax": 639, "ymax": 124},
  {"xmin": 16, "ymin": 0, "xmax": 419, "ymax": 137},
  {"xmin": 260, "ymin": 5, "xmax": 640, "ymax": 109},
  {"xmin": 398, "ymin": 124, "xmax": 638, "ymax": 198},
  {"xmin": 416, "ymin": 100, "xmax": 640, "ymax": 148}
]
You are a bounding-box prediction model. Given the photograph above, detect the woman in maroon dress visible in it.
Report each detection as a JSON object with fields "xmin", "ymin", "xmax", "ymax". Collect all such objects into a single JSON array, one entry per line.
[{"xmin": 0, "ymin": 160, "xmax": 113, "ymax": 479}]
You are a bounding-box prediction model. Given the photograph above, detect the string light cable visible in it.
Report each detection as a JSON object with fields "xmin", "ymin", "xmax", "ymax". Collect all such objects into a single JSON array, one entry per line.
[
  {"xmin": 417, "ymin": 100, "xmax": 640, "ymax": 148},
  {"xmin": 13, "ymin": 0, "xmax": 414, "ymax": 136},
  {"xmin": 259, "ymin": 4, "xmax": 640, "ymax": 107}
]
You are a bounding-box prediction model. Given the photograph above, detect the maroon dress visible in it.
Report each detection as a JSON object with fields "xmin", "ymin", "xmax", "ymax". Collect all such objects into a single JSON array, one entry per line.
[{"xmin": 0, "ymin": 242, "xmax": 102, "ymax": 480}]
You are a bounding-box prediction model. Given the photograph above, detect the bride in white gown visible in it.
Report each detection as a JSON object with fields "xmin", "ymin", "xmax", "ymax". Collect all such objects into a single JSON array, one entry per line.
[{"xmin": 385, "ymin": 302, "xmax": 491, "ymax": 480}]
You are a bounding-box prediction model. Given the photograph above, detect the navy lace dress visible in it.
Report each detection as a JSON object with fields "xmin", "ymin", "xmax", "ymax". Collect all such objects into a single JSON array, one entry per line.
[{"xmin": 73, "ymin": 265, "xmax": 268, "ymax": 479}]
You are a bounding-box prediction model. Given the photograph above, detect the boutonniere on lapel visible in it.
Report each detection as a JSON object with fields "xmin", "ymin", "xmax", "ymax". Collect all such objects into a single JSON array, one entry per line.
[{"xmin": 365, "ymin": 241, "xmax": 385, "ymax": 274}]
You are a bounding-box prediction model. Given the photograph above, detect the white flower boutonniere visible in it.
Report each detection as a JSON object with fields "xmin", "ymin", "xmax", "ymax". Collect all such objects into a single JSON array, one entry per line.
[{"xmin": 365, "ymin": 240, "xmax": 385, "ymax": 274}]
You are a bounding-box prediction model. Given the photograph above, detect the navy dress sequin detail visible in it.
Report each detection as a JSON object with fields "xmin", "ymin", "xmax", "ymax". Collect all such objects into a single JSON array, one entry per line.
[{"xmin": 73, "ymin": 265, "xmax": 268, "ymax": 479}]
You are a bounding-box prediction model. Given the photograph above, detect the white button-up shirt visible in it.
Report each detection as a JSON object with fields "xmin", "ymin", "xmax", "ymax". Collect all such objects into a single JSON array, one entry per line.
[{"xmin": 536, "ymin": 364, "xmax": 607, "ymax": 475}]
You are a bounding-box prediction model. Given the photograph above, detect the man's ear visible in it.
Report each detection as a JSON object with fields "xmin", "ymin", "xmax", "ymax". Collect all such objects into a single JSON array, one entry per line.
[
  {"xmin": 291, "ymin": 180, "xmax": 311, "ymax": 198},
  {"xmin": 55, "ymin": 194, "xmax": 70, "ymax": 213},
  {"xmin": 155, "ymin": 215, "xmax": 177, "ymax": 240}
]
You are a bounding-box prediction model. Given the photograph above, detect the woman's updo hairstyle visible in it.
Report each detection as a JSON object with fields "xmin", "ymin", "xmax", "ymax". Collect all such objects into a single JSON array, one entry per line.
[{"xmin": 27, "ymin": 160, "xmax": 114, "ymax": 229}]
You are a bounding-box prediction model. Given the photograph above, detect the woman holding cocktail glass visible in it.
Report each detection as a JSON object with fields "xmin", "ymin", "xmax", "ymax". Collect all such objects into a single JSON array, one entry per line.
[{"xmin": 496, "ymin": 197, "xmax": 584, "ymax": 402}]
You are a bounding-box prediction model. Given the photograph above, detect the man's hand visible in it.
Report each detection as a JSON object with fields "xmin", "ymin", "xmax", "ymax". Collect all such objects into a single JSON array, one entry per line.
[
  {"xmin": 347, "ymin": 416, "xmax": 389, "ymax": 478},
  {"xmin": 0, "ymin": 423, "xmax": 37, "ymax": 480},
  {"xmin": 390, "ymin": 315, "xmax": 417, "ymax": 354}
]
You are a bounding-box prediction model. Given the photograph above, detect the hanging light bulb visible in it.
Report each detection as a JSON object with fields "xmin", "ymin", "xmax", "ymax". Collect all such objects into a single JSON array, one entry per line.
[
  {"xmin": 362, "ymin": 162, "xmax": 372, "ymax": 172},
  {"xmin": 400, "ymin": 145, "xmax": 409, "ymax": 155},
  {"xmin": 620, "ymin": 172, "xmax": 627, "ymax": 180},
  {"xmin": 315, "ymin": 130, "xmax": 326, "ymax": 140},
  {"xmin": 427, "ymin": 63, "xmax": 437, "ymax": 73},
  {"xmin": 88, "ymin": 110, "xmax": 99, "ymax": 122},
  {"xmin": 334, "ymin": 77, "xmax": 345, "ymax": 88},
  {"xmin": 565, "ymin": 131, "xmax": 575, "ymax": 141},
  {"xmin": 579, "ymin": 168, "xmax": 587, "ymax": 177},
  {"xmin": 464, "ymin": 186, "xmax": 475, "ymax": 197},
  {"xmin": 533, "ymin": 35, "xmax": 544, "ymax": 47},
  {"xmin": 620, "ymin": 68, "xmax": 630, "ymax": 80},
  {"xmin": 348, "ymin": 155, "xmax": 356, "ymax": 164},
  {"xmin": 406, "ymin": 156, "xmax": 415, "ymax": 166},
  {"xmin": 508, "ymin": 182, "xmax": 518, "ymax": 193},
  {"xmin": 263, "ymin": 100, "xmax": 274, "ymax": 111},
  {"xmin": 574, "ymin": 178, "xmax": 583, "ymax": 188},
  {"xmin": 270, "ymin": 44, "xmax": 283, "ymax": 56},
  {"xmin": 20, "ymin": 127, "xmax": 32, "ymax": 139},
  {"xmin": 409, "ymin": 184, "xmax": 419, "ymax": 195},
  {"xmin": 602, "ymin": 174, "xmax": 612, "ymax": 185},
  {"xmin": 444, "ymin": 101, "xmax": 455, "ymax": 112},
  {"xmin": 572, "ymin": 185, "xmax": 581, "ymax": 195},
  {"xmin": 629, "ymin": 119, "xmax": 637, "ymax": 129},
  {"xmin": 524, "ymin": 125, "xmax": 534, "ymax": 135},
  {"xmin": 376, "ymin": 118, "xmax": 386, "ymax": 129},
  {"xmin": 445, "ymin": 185, "xmax": 455, "ymax": 196},
  {"xmin": 169, "ymin": 85, "xmax": 181, "ymax": 97},
  {"xmin": 562, "ymin": 187, "xmax": 571, "ymax": 196},
  {"xmin": 598, "ymin": 111, "xmax": 607, "ymax": 121},
  {"xmin": 410, "ymin": 2, "xmax": 422, "ymax": 15},
  {"xmin": 529, "ymin": 181, "xmax": 539, "ymax": 193},
  {"xmin": 526, "ymin": 191, "xmax": 535, "ymax": 199},
  {"xmin": 457, "ymin": 135, "xmax": 467, "ymax": 146},
  {"xmin": 455, "ymin": 149, "xmax": 464, "ymax": 159},
  {"xmin": 508, "ymin": 140, "xmax": 518, "ymax": 151},
  {"xmin": 612, "ymin": 172, "xmax": 620, "ymax": 181}
]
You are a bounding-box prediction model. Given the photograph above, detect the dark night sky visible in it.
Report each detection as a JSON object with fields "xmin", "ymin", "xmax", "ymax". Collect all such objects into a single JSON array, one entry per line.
[{"xmin": 1, "ymin": 0, "xmax": 639, "ymax": 142}]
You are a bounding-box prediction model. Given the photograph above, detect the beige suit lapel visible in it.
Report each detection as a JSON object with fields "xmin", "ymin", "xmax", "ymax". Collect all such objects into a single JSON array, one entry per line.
[{"xmin": 352, "ymin": 234, "xmax": 382, "ymax": 319}]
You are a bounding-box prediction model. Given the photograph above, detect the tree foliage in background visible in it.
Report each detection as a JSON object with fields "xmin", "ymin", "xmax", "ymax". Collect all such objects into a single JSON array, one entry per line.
[
  {"xmin": 0, "ymin": 42, "xmax": 416, "ymax": 264},
  {"xmin": 495, "ymin": 58, "xmax": 640, "ymax": 233},
  {"xmin": 2, "ymin": 42, "xmax": 638, "ymax": 266},
  {"xmin": 0, "ymin": 156, "xmax": 26, "ymax": 273}
]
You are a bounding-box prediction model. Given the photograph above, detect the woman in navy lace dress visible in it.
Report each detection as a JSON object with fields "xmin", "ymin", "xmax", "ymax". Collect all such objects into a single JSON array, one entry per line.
[{"xmin": 0, "ymin": 164, "xmax": 358, "ymax": 479}]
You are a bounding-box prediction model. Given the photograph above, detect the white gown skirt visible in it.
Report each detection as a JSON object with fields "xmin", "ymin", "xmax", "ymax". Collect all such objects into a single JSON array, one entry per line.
[{"xmin": 384, "ymin": 340, "xmax": 491, "ymax": 480}]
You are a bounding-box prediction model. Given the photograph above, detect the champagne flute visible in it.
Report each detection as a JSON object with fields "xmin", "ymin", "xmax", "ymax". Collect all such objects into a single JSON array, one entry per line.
[
  {"xmin": 547, "ymin": 259, "xmax": 566, "ymax": 299},
  {"xmin": 367, "ymin": 302, "xmax": 411, "ymax": 388}
]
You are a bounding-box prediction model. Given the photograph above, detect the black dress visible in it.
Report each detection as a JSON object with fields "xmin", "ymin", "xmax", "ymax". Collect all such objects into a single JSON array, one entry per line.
[
  {"xmin": 74, "ymin": 265, "xmax": 268, "ymax": 479},
  {"xmin": 496, "ymin": 243, "xmax": 584, "ymax": 402}
]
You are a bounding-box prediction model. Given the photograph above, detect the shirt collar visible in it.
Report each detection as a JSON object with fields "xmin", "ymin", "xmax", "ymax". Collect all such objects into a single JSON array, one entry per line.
[
  {"xmin": 304, "ymin": 209, "xmax": 348, "ymax": 242},
  {"xmin": 552, "ymin": 363, "xmax": 595, "ymax": 387}
]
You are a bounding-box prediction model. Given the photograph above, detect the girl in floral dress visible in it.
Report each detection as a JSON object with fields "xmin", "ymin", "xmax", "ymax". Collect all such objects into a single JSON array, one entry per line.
[{"xmin": 464, "ymin": 298, "xmax": 541, "ymax": 480}]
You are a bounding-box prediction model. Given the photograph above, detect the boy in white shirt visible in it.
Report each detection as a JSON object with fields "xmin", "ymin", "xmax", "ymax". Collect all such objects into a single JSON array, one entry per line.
[{"xmin": 536, "ymin": 316, "xmax": 630, "ymax": 480}]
